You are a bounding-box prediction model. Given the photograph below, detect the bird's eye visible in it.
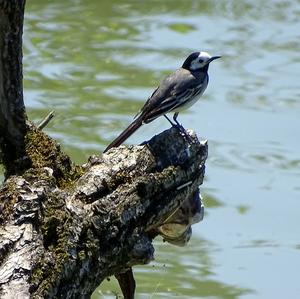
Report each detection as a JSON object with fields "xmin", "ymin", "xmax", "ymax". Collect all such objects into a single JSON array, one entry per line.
[{"xmin": 198, "ymin": 59, "xmax": 204, "ymax": 63}]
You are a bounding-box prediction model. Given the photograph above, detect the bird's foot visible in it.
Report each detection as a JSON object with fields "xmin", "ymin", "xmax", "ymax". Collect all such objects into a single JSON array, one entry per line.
[
  {"xmin": 173, "ymin": 123, "xmax": 193, "ymax": 143},
  {"xmin": 164, "ymin": 115, "xmax": 193, "ymax": 143}
]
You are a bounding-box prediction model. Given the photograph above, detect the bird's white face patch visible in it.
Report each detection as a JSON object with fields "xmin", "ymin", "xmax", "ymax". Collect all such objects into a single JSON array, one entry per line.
[{"xmin": 190, "ymin": 51, "xmax": 212, "ymax": 70}]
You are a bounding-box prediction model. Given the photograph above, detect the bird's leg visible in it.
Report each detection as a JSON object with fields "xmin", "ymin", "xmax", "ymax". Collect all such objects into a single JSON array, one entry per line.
[
  {"xmin": 173, "ymin": 113, "xmax": 185, "ymax": 130},
  {"xmin": 173, "ymin": 113, "xmax": 193, "ymax": 142},
  {"xmin": 165, "ymin": 114, "xmax": 192, "ymax": 142},
  {"xmin": 164, "ymin": 113, "xmax": 184, "ymax": 129},
  {"xmin": 173, "ymin": 113, "xmax": 187, "ymax": 133},
  {"xmin": 164, "ymin": 114, "xmax": 176, "ymax": 127},
  {"xmin": 165, "ymin": 114, "xmax": 185, "ymax": 133}
]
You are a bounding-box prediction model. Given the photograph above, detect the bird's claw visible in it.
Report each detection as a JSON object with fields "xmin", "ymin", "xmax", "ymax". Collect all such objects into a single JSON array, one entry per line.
[{"xmin": 173, "ymin": 123, "xmax": 193, "ymax": 143}]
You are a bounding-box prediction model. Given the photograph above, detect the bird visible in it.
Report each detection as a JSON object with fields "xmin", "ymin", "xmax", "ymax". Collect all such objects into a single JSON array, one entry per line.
[{"xmin": 103, "ymin": 51, "xmax": 221, "ymax": 153}]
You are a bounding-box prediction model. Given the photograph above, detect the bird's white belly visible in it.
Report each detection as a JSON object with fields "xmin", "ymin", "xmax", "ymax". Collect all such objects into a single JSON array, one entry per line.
[
  {"xmin": 172, "ymin": 75, "xmax": 208, "ymax": 113},
  {"xmin": 172, "ymin": 90, "xmax": 205, "ymax": 113}
]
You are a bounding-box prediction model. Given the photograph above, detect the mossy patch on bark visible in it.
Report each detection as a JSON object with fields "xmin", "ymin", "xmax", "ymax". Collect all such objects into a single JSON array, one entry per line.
[{"xmin": 25, "ymin": 124, "xmax": 84, "ymax": 188}]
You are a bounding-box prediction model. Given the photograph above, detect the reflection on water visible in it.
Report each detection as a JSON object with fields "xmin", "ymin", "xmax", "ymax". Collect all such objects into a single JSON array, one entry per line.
[
  {"xmin": 8, "ymin": 0, "xmax": 299, "ymax": 297},
  {"xmin": 94, "ymin": 238, "xmax": 253, "ymax": 299}
]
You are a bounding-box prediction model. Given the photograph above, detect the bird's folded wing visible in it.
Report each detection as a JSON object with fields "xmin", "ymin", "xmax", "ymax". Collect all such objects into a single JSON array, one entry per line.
[{"xmin": 144, "ymin": 84, "xmax": 203, "ymax": 122}]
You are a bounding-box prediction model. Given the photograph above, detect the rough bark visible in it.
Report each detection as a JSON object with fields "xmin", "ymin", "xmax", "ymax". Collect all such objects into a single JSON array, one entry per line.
[
  {"xmin": 0, "ymin": 0, "xmax": 27, "ymax": 176},
  {"xmin": 0, "ymin": 126, "xmax": 207, "ymax": 298}
]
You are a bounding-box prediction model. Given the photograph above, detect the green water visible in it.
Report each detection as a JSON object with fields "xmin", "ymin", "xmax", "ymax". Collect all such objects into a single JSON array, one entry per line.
[{"xmin": 16, "ymin": 0, "xmax": 300, "ymax": 298}]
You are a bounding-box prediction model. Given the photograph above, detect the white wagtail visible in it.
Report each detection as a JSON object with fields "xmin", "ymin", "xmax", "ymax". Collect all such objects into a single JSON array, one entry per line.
[{"xmin": 104, "ymin": 51, "xmax": 221, "ymax": 153}]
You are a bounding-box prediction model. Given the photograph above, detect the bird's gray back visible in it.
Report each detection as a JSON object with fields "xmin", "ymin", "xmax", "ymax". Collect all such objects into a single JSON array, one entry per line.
[{"xmin": 141, "ymin": 68, "xmax": 208, "ymax": 122}]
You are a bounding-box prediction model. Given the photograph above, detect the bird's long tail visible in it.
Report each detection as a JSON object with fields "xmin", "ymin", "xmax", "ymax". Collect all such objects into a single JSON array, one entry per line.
[{"xmin": 103, "ymin": 116, "xmax": 144, "ymax": 153}]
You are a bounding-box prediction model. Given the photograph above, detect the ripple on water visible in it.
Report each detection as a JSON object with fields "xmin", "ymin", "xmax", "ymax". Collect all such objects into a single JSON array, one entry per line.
[{"xmin": 209, "ymin": 140, "xmax": 300, "ymax": 176}]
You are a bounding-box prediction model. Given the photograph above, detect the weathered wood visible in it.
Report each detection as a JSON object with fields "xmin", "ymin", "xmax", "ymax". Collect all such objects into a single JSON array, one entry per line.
[{"xmin": 0, "ymin": 127, "xmax": 207, "ymax": 298}]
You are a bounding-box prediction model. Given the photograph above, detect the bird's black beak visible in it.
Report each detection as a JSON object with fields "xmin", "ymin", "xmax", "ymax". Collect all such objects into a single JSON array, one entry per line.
[{"xmin": 208, "ymin": 55, "xmax": 222, "ymax": 63}]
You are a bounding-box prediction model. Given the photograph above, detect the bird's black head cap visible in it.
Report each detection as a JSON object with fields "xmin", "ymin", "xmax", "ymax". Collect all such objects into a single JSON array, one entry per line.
[
  {"xmin": 182, "ymin": 51, "xmax": 221, "ymax": 72},
  {"xmin": 182, "ymin": 52, "xmax": 200, "ymax": 70}
]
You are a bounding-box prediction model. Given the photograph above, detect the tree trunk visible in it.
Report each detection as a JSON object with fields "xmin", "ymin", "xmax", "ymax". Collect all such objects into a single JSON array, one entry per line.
[{"xmin": 0, "ymin": 0, "xmax": 27, "ymax": 177}]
